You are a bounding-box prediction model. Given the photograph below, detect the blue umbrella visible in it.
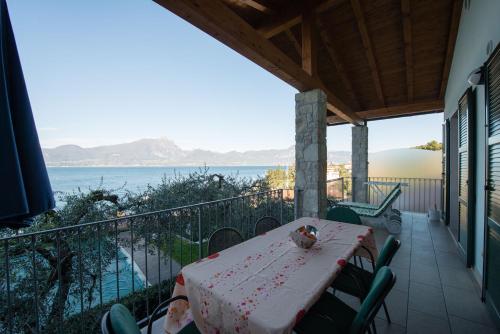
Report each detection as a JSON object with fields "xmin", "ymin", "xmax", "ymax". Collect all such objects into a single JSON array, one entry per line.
[{"xmin": 0, "ymin": 0, "xmax": 55, "ymax": 229}]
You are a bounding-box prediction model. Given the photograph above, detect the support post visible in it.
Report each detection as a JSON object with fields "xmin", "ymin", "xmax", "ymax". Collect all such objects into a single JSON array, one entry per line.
[
  {"xmin": 294, "ymin": 89, "xmax": 327, "ymax": 219},
  {"xmin": 352, "ymin": 125, "xmax": 369, "ymax": 202}
]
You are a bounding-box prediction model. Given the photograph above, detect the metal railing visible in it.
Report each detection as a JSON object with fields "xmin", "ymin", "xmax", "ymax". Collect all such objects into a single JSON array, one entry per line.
[
  {"xmin": 368, "ymin": 177, "xmax": 443, "ymax": 213},
  {"xmin": 326, "ymin": 176, "xmax": 443, "ymax": 214},
  {"xmin": 326, "ymin": 177, "xmax": 353, "ymax": 202},
  {"xmin": 0, "ymin": 190, "xmax": 292, "ymax": 334}
]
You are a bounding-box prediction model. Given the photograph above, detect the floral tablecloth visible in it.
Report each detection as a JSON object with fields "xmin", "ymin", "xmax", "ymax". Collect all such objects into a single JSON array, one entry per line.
[{"xmin": 164, "ymin": 217, "xmax": 378, "ymax": 334}]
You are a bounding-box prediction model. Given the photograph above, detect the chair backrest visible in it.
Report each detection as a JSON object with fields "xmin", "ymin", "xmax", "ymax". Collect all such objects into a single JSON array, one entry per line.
[
  {"xmin": 326, "ymin": 206, "xmax": 362, "ymax": 225},
  {"xmin": 101, "ymin": 304, "xmax": 141, "ymax": 334},
  {"xmin": 377, "ymin": 183, "xmax": 401, "ymax": 209},
  {"xmin": 207, "ymin": 227, "xmax": 244, "ymax": 255},
  {"xmin": 373, "ymin": 188, "xmax": 402, "ymax": 216},
  {"xmin": 374, "ymin": 236, "xmax": 401, "ymax": 274},
  {"xmin": 349, "ymin": 267, "xmax": 396, "ymax": 334},
  {"xmin": 254, "ymin": 216, "xmax": 281, "ymax": 235}
]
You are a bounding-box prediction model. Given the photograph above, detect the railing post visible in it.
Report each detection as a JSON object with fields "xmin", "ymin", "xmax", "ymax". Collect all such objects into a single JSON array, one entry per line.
[
  {"xmin": 341, "ymin": 177, "xmax": 345, "ymax": 200},
  {"xmin": 198, "ymin": 207, "xmax": 203, "ymax": 259},
  {"xmin": 279, "ymin": 189, "xmax": 283, "ymax": 224}
]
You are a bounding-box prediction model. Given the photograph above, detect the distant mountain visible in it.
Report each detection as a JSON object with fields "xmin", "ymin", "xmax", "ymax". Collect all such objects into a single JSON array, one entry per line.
[{"xmin": 42, "ymin": 138, "xmax": 351, "ymax": 167}]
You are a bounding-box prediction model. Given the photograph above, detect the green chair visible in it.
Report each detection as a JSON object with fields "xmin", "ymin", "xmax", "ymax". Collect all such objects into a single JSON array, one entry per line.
[
  {"xmin": 101, "ymin": 296, "xmax": 200, "ymax": 334},
  {"xmin": 207, "ymin": 227, "xmax": 244, "ymax": 255},
  {"xmin": 295, "ymin": 266, "xmax": 396, "ymax": 334},
  {"xmin": 254, "ymin": 216, "xmax": 280, "ymax": 236},
  {"xmin": 326, "ymin": 206, "xmax": 363, "ymax": 225},
  {"xmin": 331, "ymin": 236, "xmax": 401, "ymax": 324}
]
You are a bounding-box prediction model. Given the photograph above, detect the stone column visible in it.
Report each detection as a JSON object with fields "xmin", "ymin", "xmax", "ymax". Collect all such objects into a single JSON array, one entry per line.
[
  {"xmin": 352, "ymin": 125, "xmax": 368, "ymax": 202},
  {"xmin": 294, "ymin": 89, "xmax": 327, "ymax": 219}
]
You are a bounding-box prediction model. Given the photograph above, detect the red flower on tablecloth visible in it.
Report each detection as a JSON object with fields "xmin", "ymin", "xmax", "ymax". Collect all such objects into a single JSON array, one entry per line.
[
  {"xmin": 208, "ymin": 253, "xmax": 220, "ymax": 260},
  {"xmin": 176, "ymin": 273, "xmax": 185, "ymax": 286},
  {"xmin": 337, "ymin": 259, "xmax": 347, "ymax": 267},
  {"xmin": 295, "ymin": 309, "xmax": 306, "ymax": 325}
]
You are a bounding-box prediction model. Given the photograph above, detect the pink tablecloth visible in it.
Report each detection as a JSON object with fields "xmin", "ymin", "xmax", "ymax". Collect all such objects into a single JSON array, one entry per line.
[{"xmin": 164, "ymin": 217, "xmax": 378, "ymax": 334}]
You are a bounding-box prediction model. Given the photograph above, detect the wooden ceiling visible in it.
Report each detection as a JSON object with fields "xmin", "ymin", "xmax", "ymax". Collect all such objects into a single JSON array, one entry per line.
[{"xmin": 154, "ymin": 0, "xmax": 462, "ymax": 125}]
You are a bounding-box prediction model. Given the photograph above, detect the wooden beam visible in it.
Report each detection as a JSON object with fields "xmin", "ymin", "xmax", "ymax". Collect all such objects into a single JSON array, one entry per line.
[
  {"xmin": 317, "ymin": 18, "xmax": 360, "ymax": 111},
  {"xmin": 439, "ymin": 0, "xmax": 462, "ymax": 99},
  {"xmin": 256, "ymin": 0, "xmax": 342, "ymax": 39},
  {"xmin": 327, "ymin": 100, "xmax": 444, "ymax": 124},
  {"xmin": 154, "ymin": 0, "xmax": 363, "ymax": 125},
  {"xmin": 350, "ymin": 0, "xmax": 385, "ymax": 106},
  {"xmin": 301, "ymin": 9, "xmax": 317, "ymax": 76},
  {"xmin": 257, "ymin": 6, "xmax": 303, "ymax": 39},
  {"xmin": 401, "ymin": 0, "xmax": 414, "ymax": 103},
  {"xmin": 285, "ymin": 29, "xmax": 301, "ymax": 56},
  {"xmin": 237, "ymin": 0, "xmax": 274, "ymax": 14}
]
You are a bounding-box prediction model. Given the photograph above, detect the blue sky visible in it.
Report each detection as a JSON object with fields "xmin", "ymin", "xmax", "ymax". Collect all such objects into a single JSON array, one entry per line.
[{"xmin": 8, "ymin": 0, "xmax": 443, "ymax": 153}]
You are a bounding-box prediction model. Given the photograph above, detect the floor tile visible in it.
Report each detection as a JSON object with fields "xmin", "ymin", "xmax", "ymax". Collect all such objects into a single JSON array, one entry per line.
[
  {"xmin": 374, "ymin": 318, "xmax": 407, "ymax": 334},
  {"xmin": 442, "ymin": 285, "xmax": 496, "ymax": 327},
  {"xmin": 406, "ymin": 309, "xmax": 451, "ymax": 334},
  {"xmin": 408, "ymin": 281, "xmax": 447, "ymax": 319},
  {"xmin": 410, "ymin": 263, "xmax": 441, "ymax": 287},
  {"xmin": 438, "ymin": 267, "xmax": 476, "ymax": 291},
  {"xmin": 435, "ymin": 250, "xmax": 465, "ymax": 270},
  {"xmin": 448, "ymin": 315, "xmax": 499, "ymax": 334}
]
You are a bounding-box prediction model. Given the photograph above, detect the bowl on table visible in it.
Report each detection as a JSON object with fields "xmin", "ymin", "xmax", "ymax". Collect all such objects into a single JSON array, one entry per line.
[{"xmin": 289, "ymin": 225, "xmax": 318, "ymax": 249}]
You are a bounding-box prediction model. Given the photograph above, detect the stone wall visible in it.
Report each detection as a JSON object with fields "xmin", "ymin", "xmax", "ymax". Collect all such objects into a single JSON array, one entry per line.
[
  {"xmin": 352, "ymin": 125, "xmax": 368, "ymax": 202},
  {"xmin": 294, "ymin": 89, "xmax": 327, "ymax": 219}
]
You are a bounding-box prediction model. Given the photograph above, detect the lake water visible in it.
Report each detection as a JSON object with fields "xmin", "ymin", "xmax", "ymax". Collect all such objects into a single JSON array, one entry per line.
[{"xmin": 47, "ymin": 166, "xmax": 279, "ymax": 195}]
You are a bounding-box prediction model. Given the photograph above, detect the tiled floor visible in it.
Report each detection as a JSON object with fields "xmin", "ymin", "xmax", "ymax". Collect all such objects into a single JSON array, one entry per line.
[{"xmin": 335, "ymin": 212, "xmax": 499, "ymax": 334}]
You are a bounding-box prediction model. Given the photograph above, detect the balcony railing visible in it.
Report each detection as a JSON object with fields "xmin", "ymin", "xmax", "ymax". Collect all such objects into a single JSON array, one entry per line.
[
  {"xmin": 368, "ymin": 177, "xmax": 442, "ymax": 213},
  {"xmin": 327, "ymin": 177, "xmax": 443, "ymax": 214},
  {"xmin": 0, "ymin": 190, "xmax": 292, "ymax": 334}
]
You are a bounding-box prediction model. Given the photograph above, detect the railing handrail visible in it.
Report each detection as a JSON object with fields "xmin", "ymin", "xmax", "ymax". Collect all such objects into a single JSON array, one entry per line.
[
  {"xmin": 368, "ymin": 176, "xmax": 442, "ymax": 180},
  {"xmin": 0, "ymin": 189, "xmax": 282, "ymax": 241}
]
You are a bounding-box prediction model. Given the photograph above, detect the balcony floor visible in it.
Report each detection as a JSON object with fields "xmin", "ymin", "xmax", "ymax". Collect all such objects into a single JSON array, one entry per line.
[{"xmin": 342, "ymin": 212, "xmax": 498, "ymax": 334}]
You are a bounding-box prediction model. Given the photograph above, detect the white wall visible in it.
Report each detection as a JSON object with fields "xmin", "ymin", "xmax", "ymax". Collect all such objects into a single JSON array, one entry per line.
[{"xmin": 444, "ymin": 0, "xmax": 500, "ymax": 279}]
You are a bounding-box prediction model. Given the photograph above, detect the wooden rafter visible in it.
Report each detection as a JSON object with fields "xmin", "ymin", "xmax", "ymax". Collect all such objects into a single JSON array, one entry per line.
[
  {"xmin": 154, "ymin": 0, "xmax": 363, "ymax": 124},
  {"xmin": 256, "ymin": 0, "xmax": 342, "ymax": 39},
  {"xmin": 317, "ymin": 18, "xmax": 360, "ymax": 111},
  {"xmin": 301, "ymin": 9, "xmax": 317, "ymax": 76},
  {"xmin": 285, "ymin": 30, "xmax": 301, "ymax": 56},
  {"xmin": 237, "ymin": 0, "xmax": 274, "ymax": 14},
  {"xmin": 439, "ymin": 0, "xmax": 462, "ymax": 99},
  {"xmin": 350, "ymin": 0, "xmax": 385, "ymax": 106},
  {"xmin": 401, "ymin": 0, "xmax": 414, "ymax": 102},
  {"xmin": 327, "ymin": 100, "xmax": 444, "ymax": 124}
]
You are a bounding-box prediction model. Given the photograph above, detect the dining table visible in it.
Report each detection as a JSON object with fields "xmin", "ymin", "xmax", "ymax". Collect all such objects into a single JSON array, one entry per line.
[{"xmin": 163, "ymin": 217, "xmax": 378, "ymax": 334}]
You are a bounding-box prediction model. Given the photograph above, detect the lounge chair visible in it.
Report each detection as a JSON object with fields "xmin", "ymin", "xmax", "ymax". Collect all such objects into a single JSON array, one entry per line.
[{"xmin": 335, "ymin": 183, "xmax": 402, "ymax": 234}]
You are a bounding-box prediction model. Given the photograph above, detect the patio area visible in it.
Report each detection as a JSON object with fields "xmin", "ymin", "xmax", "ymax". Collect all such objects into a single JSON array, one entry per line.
[{"xmin": 335, "ymin": 212, "xmax": 498, "ymax": 334}]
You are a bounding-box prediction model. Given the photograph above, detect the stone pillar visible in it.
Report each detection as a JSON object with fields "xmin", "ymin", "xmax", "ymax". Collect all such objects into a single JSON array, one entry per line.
[
  {"xmin": 352, "ymin": 125, "xmax": 368, "ymax": 202},
  {"xmin": 294, "ymin": 89, "xmax": 327, "ymax": 219}
]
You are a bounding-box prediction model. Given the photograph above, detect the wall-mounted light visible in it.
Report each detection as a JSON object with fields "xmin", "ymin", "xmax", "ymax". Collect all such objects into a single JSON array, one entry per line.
[{"xmin": 467, "ymin": 66, "xmax": 484, "ymax": 86}]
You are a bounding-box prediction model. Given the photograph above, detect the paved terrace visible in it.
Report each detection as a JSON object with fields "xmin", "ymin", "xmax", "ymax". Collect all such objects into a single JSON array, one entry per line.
[{"xmin": 341, "ymin": 212, "xmax": 498, "ymax": 334}]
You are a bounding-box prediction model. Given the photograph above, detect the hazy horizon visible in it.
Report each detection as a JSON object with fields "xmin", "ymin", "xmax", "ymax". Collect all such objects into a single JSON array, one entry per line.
[{"xmin": 41, "ymin": 136, "xmax": 440, "ymax": 154}]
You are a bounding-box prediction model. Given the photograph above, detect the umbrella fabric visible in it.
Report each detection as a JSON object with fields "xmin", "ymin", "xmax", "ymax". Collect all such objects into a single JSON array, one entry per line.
[{"xmin": 0, "ymin": 0, "xmax": 55, "ymax": 228}]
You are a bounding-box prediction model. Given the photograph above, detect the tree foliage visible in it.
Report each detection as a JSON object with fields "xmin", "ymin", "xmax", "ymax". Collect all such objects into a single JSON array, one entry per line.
[
  {"xmin": 264, "ymin": 166, "xmax": 295, "ymax": 190},
  {"xmin": 0, "ymin": 169, "xmax": 273, "ymax": 333},
  {"xmin": 414, "ymin": 140, "xmax": 443, "ymax": 151}
]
